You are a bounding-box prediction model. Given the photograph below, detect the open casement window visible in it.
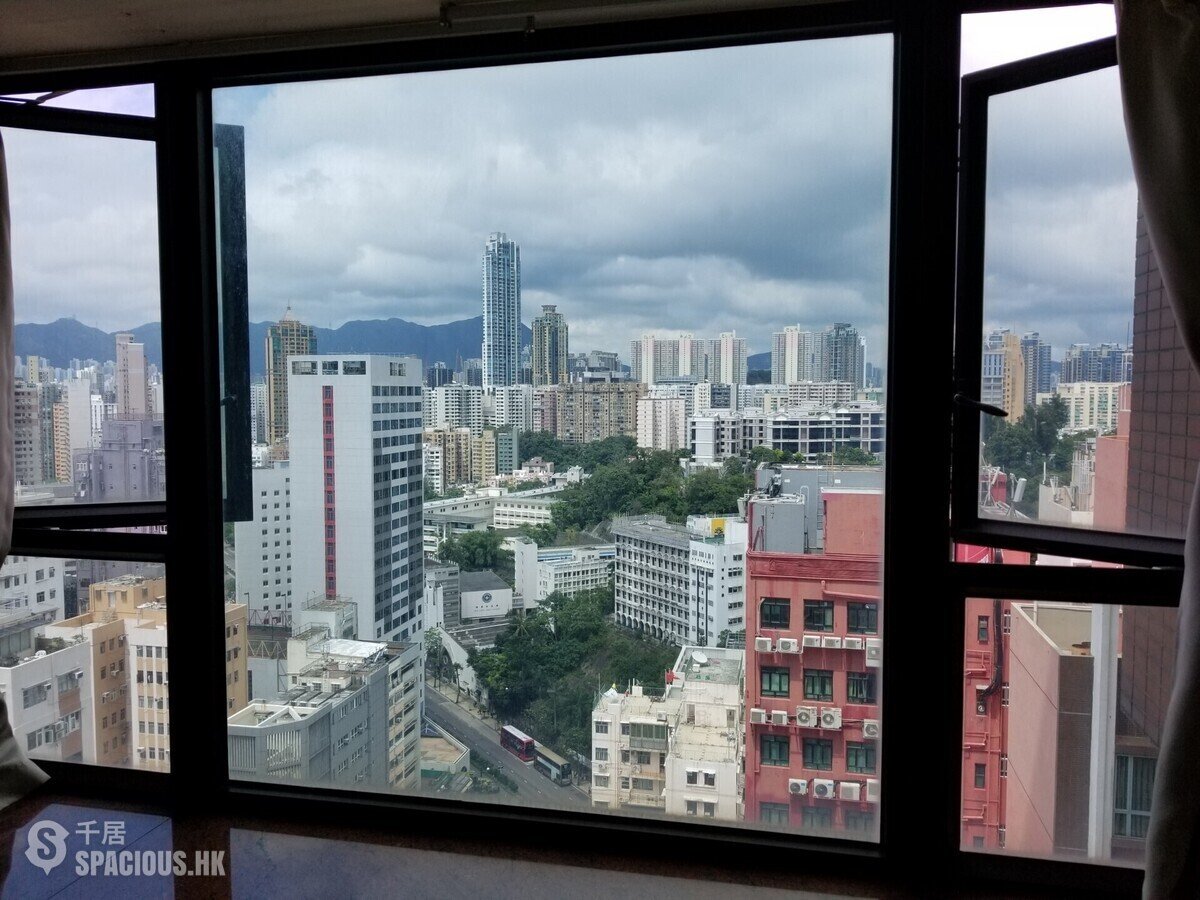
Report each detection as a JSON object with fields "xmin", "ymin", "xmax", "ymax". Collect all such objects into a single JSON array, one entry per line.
[
  {"xmin": 951, "ymin": 35, "xmax": 1186, "ymax": 567},
  {"xmin": 949, "ymin": 32, "xmax": 1184, "ymax": 871}
]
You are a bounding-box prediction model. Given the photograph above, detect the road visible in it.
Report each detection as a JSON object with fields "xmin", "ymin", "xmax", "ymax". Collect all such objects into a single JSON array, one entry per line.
[{"xmin": 425, "ymin": 691, "xmax": 584, "ymax": 811}]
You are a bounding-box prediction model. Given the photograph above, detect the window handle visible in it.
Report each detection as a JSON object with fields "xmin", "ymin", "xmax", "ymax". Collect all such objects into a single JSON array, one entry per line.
[{"xmin": 953, "ymin": 392, "xmax": 1008, "ymax": 418}]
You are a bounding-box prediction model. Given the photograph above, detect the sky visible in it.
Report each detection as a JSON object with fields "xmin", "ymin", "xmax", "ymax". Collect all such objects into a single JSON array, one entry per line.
[{"xmin": 2, "ymin": 4, "xmax": 1128, "ymax": 365}]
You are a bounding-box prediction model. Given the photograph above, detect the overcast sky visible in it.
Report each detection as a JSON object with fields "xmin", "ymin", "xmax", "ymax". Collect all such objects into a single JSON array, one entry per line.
[{"xmin": 4, "ymin": 4, "xmax": 1127, "ymax": 364}]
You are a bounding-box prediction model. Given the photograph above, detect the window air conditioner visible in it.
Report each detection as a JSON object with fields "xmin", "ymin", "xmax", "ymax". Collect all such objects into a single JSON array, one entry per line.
[
  {"xmin": 795, "ymin": 706, "xmax": 819, "ymax": 728},
  {"xmin": 812, "ymin": 778, "xmax": 836, "ymax": 799},
  {"xmin": 770, "ymin": 710, "xmax": 788, "ymax": 726},
  {"xmin": 865, "ymin": 779, "xmax": 881, "ymax": 803},
  {"xmin": 749, "ymin": 708, "xmax": 766, "ymax": 725},
  {"xmin": 820, "ymin": 635, "xmax": 842, "ymax": 650},
  {"xmin": 820, "ymin": 707, "xmax": 842, "ymax": 730},
  {"xmin": 862, "ymin": 718, "xmax": 881, "ymax": 739},
  {"xmin": 865, "ymin": 638, "xmax": 882, "ymax": 667},
  {"xmin": 838, "ymin": 781, "xmax": 862, "ymax": 802},
  {"xmin": 754, "ymin": 637, "xmax": 773, "ymax": 653},
  {"xmin": 801, "ymin": 634, "xmax": 822, "ymax": 648},
  {"xmin": 776, "ymin": 638, "xmax": 799, "ymax": 653},
  {"xmin": 788, "ymin": 778, "xmax": 808, "ymax": 795},
  {"xmin": 842, "ymin": 637, "xmax": 864, "ymax": 651}
]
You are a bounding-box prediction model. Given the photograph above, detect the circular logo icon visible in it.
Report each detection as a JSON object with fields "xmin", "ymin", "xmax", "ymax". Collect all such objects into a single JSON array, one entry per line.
[
  {"xmin": 25, "ymin": 819, "xmax": 68, "ymax": 875},
  {"xmin": 481, "ymin": 592, "xmax": 493, "ymax": 603}
]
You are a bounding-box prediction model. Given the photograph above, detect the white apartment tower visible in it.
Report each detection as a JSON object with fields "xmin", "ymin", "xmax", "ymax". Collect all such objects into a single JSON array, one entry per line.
[
  {"xmin": 637, "ymin": 397, "xmax": 687, "ymax": 452},
  {"xmin": 482, "ymin": 232, "xmax": 521, "ymax": 389},
  {"xmin": 234, "ymin": 463, "xmax": 294, "ymax": 623},
  {"xmin": 771, "ymin": 326, "xmax": 822, "ymax": 384},
  {"xmin": 288, "ymin": 355, "xmax": 425, "ymax": 643}
]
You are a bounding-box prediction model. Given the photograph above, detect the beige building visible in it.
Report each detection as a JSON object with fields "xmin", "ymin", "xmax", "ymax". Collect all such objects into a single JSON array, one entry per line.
[
  {"xmin": 265, "ymin": 308, "xmax": 317, "ymax": 449},
  {"xmin": 52, "ymin": 401, "xmax": 71, "ymax": 482},
  {"xmin": 44, "ymin": 574, "xmax": 248, "ymax": 773},
  {"xmin": 551, "ymin": 382, "xmax": 645, "ymax": 444}
]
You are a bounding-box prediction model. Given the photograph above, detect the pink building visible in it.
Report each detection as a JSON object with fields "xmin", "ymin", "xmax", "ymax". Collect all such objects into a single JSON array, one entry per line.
[{"xmin": 744, "ymin": 490, "xmax": 882, "ymax": 836}]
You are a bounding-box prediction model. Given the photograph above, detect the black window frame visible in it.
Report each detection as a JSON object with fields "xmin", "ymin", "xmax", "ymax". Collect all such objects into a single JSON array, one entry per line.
[
  {"xmin": 760, "ymin": 733, "xmax": 790, "ymax": 767},
  {"xmin": 847, "ymin": 741, "xmax": 877, "ymax": 774},
  {"xmin": 0, "ymin": 3, "xmax": 1158, "ymax": 897},
  {"xmin": 847, "ymin": 671, "xmax": 877, "ymax": 705},
  {"xmin": 803, "ymin": 738, "xmax": 835, "ymax": 771},
  {"xmin": 847, "ymin": 601, "xmax": 878, "ymax": 634},
  {"xmin": 761, "ymin": 666, "xmax": 791, "ymax": 698},
  {"xmin": 803, "ymin": 669, "xmax": 834, "ymax": 702},
  {"xmin": 760, "ymin": 597, "xmax": 790, "ymax": 628},
  {"xmin": 803, "ymin": 599, "xmax": 834, "ymax": 632}
]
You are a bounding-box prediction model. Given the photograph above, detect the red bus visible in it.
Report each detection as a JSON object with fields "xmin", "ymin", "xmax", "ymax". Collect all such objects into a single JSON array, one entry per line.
[{"xmin": 500, "ymin": 725, "xmax": 536, "ymax": 763}]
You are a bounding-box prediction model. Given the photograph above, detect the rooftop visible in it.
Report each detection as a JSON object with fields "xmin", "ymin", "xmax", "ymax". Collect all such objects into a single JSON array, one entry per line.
[
  {"xmin": 674, "ymin": 648, "xmax": 743, "ymax": 688},
  {"xmin": 672, "ymin": 723, "xmax": 741, "ymax": 763},
  {"xmin": 459, "ymin": 571, "xmax": 510, "ymax": 593}
]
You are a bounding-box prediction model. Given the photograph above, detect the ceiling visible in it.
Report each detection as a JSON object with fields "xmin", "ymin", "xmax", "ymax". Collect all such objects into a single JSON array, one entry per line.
[{"xmin": 0, "ymin": 0, "xmax": 822, "ymax": 76}]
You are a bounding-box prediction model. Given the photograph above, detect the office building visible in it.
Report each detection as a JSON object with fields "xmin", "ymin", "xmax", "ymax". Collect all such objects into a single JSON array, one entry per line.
[
  {"xmin": 74, "ymin": 418, "xmax": 167, "ymax": 503},
  {"xmin": 1021, "ymin": 332, "xmax": 1053, "ymax": 407},
  {"xmin": 289, "ymin": 355, "xmax": 424, "ymax": 643},
  {"xmin": 481, "ymin": 232, "xmax": 521, "ymax": 389},
  {"xmin": 250, "ymin": 379, "xmax": 268, "ymax": 445},
  {"xmin": 114, "ymin": 332, "xmax": 149, "ymax": 420},
  {"xmin": 532, "ymin": 304, "xmax": 568, "ymax": 386},
  {"xmin": 265, "ymin": 309, "xmax": 317, "ymax": 449},
  {"xmin": 234, "ymin": 463, "xmax": 294, "ymax": 624},
  {"xmin": 1061, "ymin": 343, "xmax": 1132, "ymax": 384}
]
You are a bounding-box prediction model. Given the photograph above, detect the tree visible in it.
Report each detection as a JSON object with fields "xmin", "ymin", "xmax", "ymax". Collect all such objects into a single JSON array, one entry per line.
[
  {"xmin": 424, "ymin": 628, "xmax": 443, "ymax": 685},
  {"xmin": 439, "ymin": 530, "xmax": 512, "ymax": 575},
  {"xmin": 452, "ymin": 662, "xmax": 464, "ymax": 702},
  {"xmin": 832, "ymin": 446, "xmax": 880, "ymax": 466}
]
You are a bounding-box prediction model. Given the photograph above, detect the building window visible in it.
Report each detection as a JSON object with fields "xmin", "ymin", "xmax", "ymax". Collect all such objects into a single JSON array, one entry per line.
[
  {"xmin": 594, "ymin": 747, "xmax": 608, "ymax": 761},
  {"xmin": 846, "ymin": 742, "xmax": 877, "ymax": 774},
  {"xmin": 759, "ymin": 803, "xmax": 789, "ymax": 826},
  {"xmin": 685, "ymin": 800, "xmax": 698, "ymax": 816},
  {"xmin": 1114, "ymin": 755, "xmax": 1156, "ymax": 839},
  {"xmin": 803, "ymin": 600, "xmax": 834, "ymax": 632},
  {"xmin": 844, "ymin": 811, "xmax": 876, "ymax": 833},
  {"xmin": 594, "ymin": 775, "xmax": 609, "ymax": 788},
  {"xmin": 974, "ymin": 763, "xmax": 986, "ymax": 789},
  {"xmin": 802, "ymin": 738, "xmax": 834, "ymax": 770},
  {"xmin": 704, "ymin": 771, "xmax": 716, "ymax": 787},
  {"xmin": 802, "ymin": 807, "xmax": 833, "ymax": 829},
  {"xmin": 631, "ymin": 778, "xmax": 654, "ymax": 791},
  {"xmin": 760, "ymin": 598, "xmax": 790, "ymax": 628},
  {"xmin": 847, "ymin": 602, "xmax": 878, "ymax": 634},
  {"xmin": 760, "ymin": 734, "xmax": 789, "ymax": 767},
  {"xmin": 846, "ymin": 672, "xmax": 877, "ymax": 705},
  {"xmin": 594, "ymin": 721, "xmax": 609, "ymax": 735},
  {"xmin": 761, "ymin": 666, "xmax": 790, "ymax": 698},
  {"xmin": 977, "ymin": 615, "xmax": 989, "ymax": 643},
  {"xmin": 686, "ymin": 769, "xmax": 698, "ymax": 785},
  {"xmin": 803, "ymin": 669, "xmax": 833, "ymax": 702}
]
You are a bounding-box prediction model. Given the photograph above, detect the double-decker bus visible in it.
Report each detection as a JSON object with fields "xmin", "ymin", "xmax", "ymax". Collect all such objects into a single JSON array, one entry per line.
[
  {"xmin": 499, "ymin": 724, "xmax": 536, "ymax": 763},
  {"xmin": 533, "ymin": 742, "xmax": 573, "ymax": 785}
]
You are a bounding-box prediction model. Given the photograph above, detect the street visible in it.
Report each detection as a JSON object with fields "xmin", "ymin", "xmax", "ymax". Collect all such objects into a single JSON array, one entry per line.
[{"xmin": 425, "ymin": 690, "xmax": 584, "ymax": 811}]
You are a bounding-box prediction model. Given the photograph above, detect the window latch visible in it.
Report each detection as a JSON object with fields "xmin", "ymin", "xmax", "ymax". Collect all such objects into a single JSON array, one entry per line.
[{"xmin": 953, "ymin": 392, "xmax": 1008, "ymax": 418}]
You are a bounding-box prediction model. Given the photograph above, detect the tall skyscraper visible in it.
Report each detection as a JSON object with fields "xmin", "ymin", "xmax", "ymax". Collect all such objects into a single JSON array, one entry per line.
[
  {"xmin": 482, "ymin": 232, "xmax": 521, "ymax": 389},
  {"xmin": 289, "ymin": 355, "xmax": 424, "ymax": 643},
  {"xmin": 1020, "ymin": 332, "xmax": 1053, "ymax": 407},
  {"xmin": 981, "ymin": 329, "xmax": 1026, "ymax": 420},
  {"xmin": 531, "ymin": 304, "xmax": 568, "ymax": 386},
  {"xmin": 771, "ymin": 326, "xmax": 822, "ymax": 385},
  {"xmin": 115, "ymin": 332, "xmax": 148, "ymax": 420},
  {"xmin": 823, "ymin": 323, "xmax": 866, "ymax": 391},
  {"xmin": 717, "ymin": 331, "xmax": 748, "ymax": 385},
  {"xmin": 265, "ymin": 308, "xmax": 317, "ymax": 450}
]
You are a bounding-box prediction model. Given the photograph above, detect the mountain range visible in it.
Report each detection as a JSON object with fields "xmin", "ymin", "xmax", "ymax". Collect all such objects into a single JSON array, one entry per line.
[{"xmin": 16, "ymin": 316, "xmax": 533, "ymax": 378}]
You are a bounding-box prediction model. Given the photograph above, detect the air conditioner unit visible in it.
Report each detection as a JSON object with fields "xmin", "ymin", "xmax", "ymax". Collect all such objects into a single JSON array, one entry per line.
[
  {"xmin": 865, "ymin": 638, "xmax": 882, "ymax": 668},
  {"xmin": 838, "ymin": 781, "xmax": 862, "ymax": 802},
  {"xmin": 812, "ymin": 778, "xmax": 836, "ymax": 799},
  {"xmin": 801, "ymin": 634, "xmax": 822, "ymax": 648},
  {"xmin": 749, "ymin": 707, "xmax": 766, "ymax": 725},
  {"xmin": 820, "ymin": 707, "xmax": 842, "ymax": 730},
  {"xmin": 862, "ymin": 718, "xmax": 881, "ymax": 739},
  {"xmin": 842, "ymin": 636, "xmax": 864, "ymax": 651},
  {"xmin": 865, "ymin": 779, "xmax": 881, "ymax": 803},
  {"xmin": 754, "ymin": 637, "xmax": 773, "ymax": 653},
  {"xmin": 795, "ymin": 706, "xmax": 819, "ymax": 728},
  {"xmin": 820, "ymin": 635, "xmax": 842, "ymax": 650},
  {"xmin": 788, "ymin": 778, "xmax": 808, "ymax": 796},
  {"xmin": 777, "ymin": 638, "xmax": 800, "ymax": 653},
  {"xmin": 771, "ymin": 710, "xmax": 789, "ymax": 726}
]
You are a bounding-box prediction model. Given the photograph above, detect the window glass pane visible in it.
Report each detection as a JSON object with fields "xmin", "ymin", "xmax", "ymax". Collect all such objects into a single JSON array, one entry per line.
[
  {"xmin": 960, "ymin": 593, "xmax": 1176, "ymax": 867},
  {"xmin": 971, "ymin": 59, "xmax": 1194, "ymax": 541},
  {"xmin": 0, "ymin": 85, "xmax": 154, "ymax": 117},
  {"xmin": 961, "ymin": 6, "xmax": 1115, "ymax": 75},
  {"xmin": 0, "ymin": 556, "xmax": 188, "ymax": 772},
  {"xmin": 3, "ymin": 127, "xmax": 164, "ymax": 506},
  {"xmin": 216, "ymin": 32, "xmax": 891, "ymax": 841}
]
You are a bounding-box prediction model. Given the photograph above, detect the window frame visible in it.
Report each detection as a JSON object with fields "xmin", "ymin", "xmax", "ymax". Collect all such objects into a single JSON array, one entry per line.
[{"xmin": 0, "ymin": 2, "xmax": 1153, "ymax": 896}]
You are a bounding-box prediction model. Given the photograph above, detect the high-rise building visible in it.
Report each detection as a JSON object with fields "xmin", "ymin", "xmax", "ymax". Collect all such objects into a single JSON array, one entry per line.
[
  {"xmin": 75, "ymin": 418, "xmax": 167, "ymax": 503},
  {"xmin": 1061, "ymin": 342, "xmax": 1132, "ymax": 384},
  {"xmin": 637, "ymin": 397, "xmax": 687, "ymax": 451},
  {"xmin": 289, "ymin": 355, "xmax": 424, "ymax": 643},
  {"xmin": 487, "ymin": 384, "xmax": 534, "ymax": 432},
  {"xmin": 1020, "ymin": 332, "xmax": 1053, "ymax": 407},
  {"xmin": 426, "ymin": 362, "xmax": 454, "ymax": 390},
  {"xmin": 823, "ymin": 323, "xmax": 865, "ymax": 391},
  {"xmin": 482, "ymin": 232, "xmax": 521, "ymax": 389},
  {"xmin": 496, "ymin": 428, "xmax": 520, "ymax": 476},
  {"xmin": 981, "ymin": 329, "xmax": 1026, "ymax": 420},
  {"xmin": 550, "ymin": 382, "xmax": 645, "ymax": 444},
  {"xmin": 249, "ymin": 379, "xmax": 268, "ymax": 445},
  {"xmin": 716, "ymin": 332, "xmax": 748, "ymax": 385},
  {"xmin": 772, "ymin": 326, "xmax": 823, "ymax": 385},
  {"xmin": 265, "ymin": 309, "xmax": 317, "ymax": 450},
  {"xmin": 51, "ymin": 401, "xmax": 70, "ymax": 482},
  {"xmin": 115, "ymin": 332, "xmax": 149, "ymax": 420},
  {"xmin": 531, "ymin": 304, "xmax": 568, "ymax": 387},
  {"xmin": 234, "ymin": 463, "xmax": 294, "ymax": 624},
  {"xmin": 426, "ymin": 383, "xmax": 485, "ymax": 435}
]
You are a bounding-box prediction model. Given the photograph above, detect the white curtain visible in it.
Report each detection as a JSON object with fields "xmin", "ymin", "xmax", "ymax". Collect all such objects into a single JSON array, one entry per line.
[
  {"xmin": 0, "ymin": 132, "xmax": 49, "ymax": 805},
  {"xmin": 1116, "ymin": 2, "xmax": 1200, "ymax": 897}
]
